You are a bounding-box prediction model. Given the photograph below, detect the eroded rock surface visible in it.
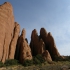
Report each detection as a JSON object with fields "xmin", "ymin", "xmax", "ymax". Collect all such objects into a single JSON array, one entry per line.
[
  {"xmin": 30, "ymin": 29, "xmax": 45, "ymax": 56},
  {"xmin": 0, "ymin": 2, "xmax": 20, "ymax": 63},
  {"xmin": 17, "ymin": 29, "xmax": 32, "ymax": 63},
  {"xmin": 9, "ymin": 22, "xmax": 20, "ymax": 59},
  {"xmin": 40, "ymin": 28, "xmax": 60, "ymax": 60},
  {"xmin": 42, "ymin": 50, "xmax": 52, "ymax": 61}
]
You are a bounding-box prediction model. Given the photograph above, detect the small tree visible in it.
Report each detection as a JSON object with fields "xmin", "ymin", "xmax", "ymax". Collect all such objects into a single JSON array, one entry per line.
[{"xmin": 33, "ymin": 54, "xmax": 45, "ymax": 65}]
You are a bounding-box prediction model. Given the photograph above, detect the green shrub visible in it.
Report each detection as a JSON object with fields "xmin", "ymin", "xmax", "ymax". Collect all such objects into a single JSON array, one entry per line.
[
  {"xmin": 54, "ymin": 56, "xmax": 67, "ymax": 61},
  {"xmin": 64, "ymin": 56, "xmax": 70, "ymax": 61},
  {"xmin": 33, "ymin": 57, "xmax": 41, "ymax": 65},
  {"xmin": 0, "ymin": 61, "xmax": 4, "ymax": 67},
  {"xmin": 33, "ymin": 54, "xmax": 45, "ymax": 65},
  {"xmin": 35, "ymin": 54, "xmax": 45, "ymax": 63},
  {"xmin": 23, "ymin": 54, "xmax": 45, "ymax": 66},
  {"xmin": 4, "ymin": 59, "xmax": 19, "ymax": 66},
  {"xmin": 23, "ymin": 59, "xmax": 33, "ymax": 66}
]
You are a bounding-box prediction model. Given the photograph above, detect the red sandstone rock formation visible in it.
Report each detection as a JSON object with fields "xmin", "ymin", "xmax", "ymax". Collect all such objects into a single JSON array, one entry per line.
[
  {"xmin": 40, "ymin": 28, "xmax": 60, "ymax": 60},
  {"xmin": 0, "ymin": 2, "xmax": 61, "ymax": 63},
  {"xmin": 0, "ymin": 2, "xmax": 20, "ymax": 63},
  {"xmin": 30, "ymin": 29, "xmax": 45, "ymax": 56},
  {"xmin": 17, "ymin": 29, "xmax": 32, "ymax": 64},
  {"xmin": 9, "ymin": 22, "xmax": 20, "ymax": 59}
]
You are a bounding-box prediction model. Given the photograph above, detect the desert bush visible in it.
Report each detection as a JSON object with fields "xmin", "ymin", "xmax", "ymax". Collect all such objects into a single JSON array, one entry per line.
[
  {"xmin": 35, "ymin": 54, "xmax": 45, "ymax": 63},
  {"xmin": 23, "ymin": 59, "xmax": 33, "ymax": 66},
  {"xmin": 65, "ymin": 56, "xmax": 70, "ymax": 61},
  {"xmin": 4, "ymin": 59, "xmax": 19, "ymax": 66},
  {"xmin": 54, "ymin": 56, "xmax": 63, "ymax": 61},
  {"xmin": 33, "ymin": 57, "xmax": 41, "ymax": 65},
  {"xmin": 33, "ymin": 54, "xmax": 45, "ymax": 65},
  {"xmin": 54, "ymin": 56, "xmax": 68, "ymax": 61},
  {"xmin": 0, "ymin": 61, "xmax": 4, "ymax": 67},
  {"xmin": 23, "ymin": 54, "xmax": 45, "ymax": 66}
]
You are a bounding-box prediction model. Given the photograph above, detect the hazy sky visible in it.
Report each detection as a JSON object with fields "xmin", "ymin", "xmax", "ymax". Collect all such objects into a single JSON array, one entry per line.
[{"xmin": 0, "ymin": 0, "xmax": 70, "ymax": 55}]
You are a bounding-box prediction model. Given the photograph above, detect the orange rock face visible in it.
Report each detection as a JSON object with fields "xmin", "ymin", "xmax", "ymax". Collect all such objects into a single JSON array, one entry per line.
[
  {"xmin": 40, "ymin": 28, "xmax": 60, "ymax": 60},
  {"xmin": 9, "ymin": 22, "xmax": 20, "ymax": 59},
  {"xmin": 0, "ymin": 2, "xmax": 20, "ymax": 63},
  {"xmin": 17, "ymin": 29, "xmax": 32, "ymax": 64},
  {"xmin": 30, "ymin": 29, "xmax": 45, "ymax": 56}
]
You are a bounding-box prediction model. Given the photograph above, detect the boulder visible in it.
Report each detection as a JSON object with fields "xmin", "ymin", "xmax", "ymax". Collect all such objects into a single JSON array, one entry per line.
[{"xmin": 40, "ymin": 28, "xmax": 60, "ymax": 60}]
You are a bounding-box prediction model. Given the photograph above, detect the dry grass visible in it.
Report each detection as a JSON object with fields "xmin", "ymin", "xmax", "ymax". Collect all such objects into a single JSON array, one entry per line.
[{"xmin": 0, "ymin": 61, "xmax": 70, "ymax": 70}]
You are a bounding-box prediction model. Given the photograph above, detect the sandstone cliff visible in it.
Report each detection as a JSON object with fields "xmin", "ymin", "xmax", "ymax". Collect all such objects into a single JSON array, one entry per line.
[
  {"xmin": 0, "ymin": 2, "xmax": 20, "ymax": 63},
  {"xmin": 30, "ymin": 28, "xmax": 60, "ymax": 61},
  {"xmin": 16, "ymin": 29, "xmax": 32, "ymax": 64},
  {"xmin": 30, "ymin": 29, "xmax": 45, "ymax": 56},
  {"xmin": 40, "ymin": 28, "xmax": 60, "ymax": 60},
  {"xmin": 9, "ymin": 22, "xmax": 20, "ymax": 59}
]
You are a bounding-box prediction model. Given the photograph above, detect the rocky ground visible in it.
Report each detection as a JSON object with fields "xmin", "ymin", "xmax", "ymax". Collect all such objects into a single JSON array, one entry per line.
[{"xmin": 0, "ymin": 61, "xmax": 70, "ymax": 70}]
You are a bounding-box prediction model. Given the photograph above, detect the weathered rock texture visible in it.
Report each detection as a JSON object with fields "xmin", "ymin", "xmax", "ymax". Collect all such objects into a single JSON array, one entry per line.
[
  {"xmin": 9, "ymin": 22, "xmax": 20, "ymax": 59},
  {"xmin": 30, "ymin": 28, "xmax": 60, "ymax": 61},
  {"xmin": 16, "ymin": 29, "xmax": 32, "ymax": 64},
  {"xmin": 30, "ymin": 29, "xmax": 45, "ymax": 56},
  {"xmin": 0, "ymin": 2, "xmax": 20, "ymax": 63},
  {"xmin": 42, "ymin": 50, "xmax": 52, "ymax": 61},
  {"xmin": 40, "ymin": 28, "xmax": 60, "ymax": 60}
]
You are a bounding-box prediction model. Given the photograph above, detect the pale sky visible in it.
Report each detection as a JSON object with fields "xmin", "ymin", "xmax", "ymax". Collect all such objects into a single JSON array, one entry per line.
[{"xmin": 0, "ymin": 0, "xmax": 70, "ymax": 55}]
